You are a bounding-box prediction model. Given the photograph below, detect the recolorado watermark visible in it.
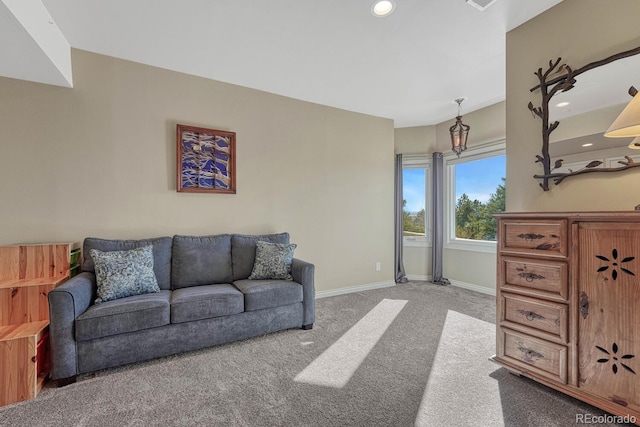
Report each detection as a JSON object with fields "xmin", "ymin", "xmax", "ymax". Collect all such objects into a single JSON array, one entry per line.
[{"xmin": 576, "ymin": 413, "xmax": 637, "ymax": 424}]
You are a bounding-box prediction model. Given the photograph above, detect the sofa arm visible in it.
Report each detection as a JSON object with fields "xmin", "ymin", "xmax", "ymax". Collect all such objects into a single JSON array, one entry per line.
[
  {"xmin": 291, "ymin": 258, "xmax": 315, "ymax": 328},
  {"xmin": 48, "ymin": 272, "xmax": 96, "ymax": 380}
]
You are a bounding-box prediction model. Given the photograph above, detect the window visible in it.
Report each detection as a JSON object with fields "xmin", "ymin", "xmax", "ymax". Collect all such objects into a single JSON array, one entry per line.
[
  {"xmin": 402, "ymin": 157, "xmax": 430, "ymax": 246},
  {"xmin": 444, "ymin": 142, "xmax": 505, "ymax": 252}
]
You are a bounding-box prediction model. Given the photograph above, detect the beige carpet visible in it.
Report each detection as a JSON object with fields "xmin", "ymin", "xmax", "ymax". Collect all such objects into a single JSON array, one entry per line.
[
  {"xmin": 414, "ymin": 306, "xmax": 618, "ymax": 427},
  {"xmin": 416, "ymin": 310, "xmax": 504, "ymax": 426}
]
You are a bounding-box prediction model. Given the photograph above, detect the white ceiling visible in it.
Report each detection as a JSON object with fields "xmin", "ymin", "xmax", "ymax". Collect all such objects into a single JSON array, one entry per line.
[
  {"xmin": 8, "ymin": 0, "xmax": 563, "ymax": 127},
  {"xmin": 0, "ymin": 0, "xmax": 71, "ymax": 87}
]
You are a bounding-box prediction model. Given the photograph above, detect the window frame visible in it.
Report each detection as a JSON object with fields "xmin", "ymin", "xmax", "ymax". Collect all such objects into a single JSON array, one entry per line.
[
  {"xmin": 402, "ymin": 155, "xmax": 432, "ymax": 247},
  {"xmin": 443, "ymin": 140, "xmax": 506, "ymax": 254}
]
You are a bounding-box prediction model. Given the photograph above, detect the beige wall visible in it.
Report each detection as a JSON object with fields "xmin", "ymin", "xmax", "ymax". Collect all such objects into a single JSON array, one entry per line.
[
  {"xmin": 506, "ymin": 0, "xmax": 640, "ymax": 212},
  {"xmin": 0, "ymin": 49, "xmax": 395, "ymax": 293},
  {"xmin": 394, "ymin": 126, "xmax": 437, "ymax": 154},
  {"xmin": 394, "ymin": 101, "xmax": 505, "ymax": 292},
  {"xmin": 443, "ymin": 248, "xmax": 496, "ymax": 289}
]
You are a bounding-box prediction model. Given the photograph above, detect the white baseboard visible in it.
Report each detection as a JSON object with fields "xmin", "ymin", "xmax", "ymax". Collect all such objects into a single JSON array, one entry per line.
[
  {"xmin": 315, "ymin": 277, "xmax": 495, "ymax": 298},
  {"xmin": 407, "ymin": 274, "xmax": 431, "ymax": 281},
  {"xmin": 406, "ymin": 275, "xmax": 496, "ymax": 296},
  {"xmin": 448, "ymin": 279, "xmax": 496, "ymax": 296},
  {"xmin": 315, "ymin": 280, "xmax": 396, "ymax": 299}
]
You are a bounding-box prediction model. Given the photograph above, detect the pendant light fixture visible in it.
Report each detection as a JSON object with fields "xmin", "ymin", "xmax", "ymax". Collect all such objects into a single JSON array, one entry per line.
[{"xmin": 450, "ymin": 98, "xmax": 470, "ymax": 157}]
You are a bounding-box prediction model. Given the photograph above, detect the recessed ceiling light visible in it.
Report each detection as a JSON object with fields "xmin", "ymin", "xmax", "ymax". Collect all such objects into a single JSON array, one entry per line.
[
  {"xmin": 556, "ymin": 102, "xmax": 570, "ymax": 108},
  {"xmin": 371, "ymin": 0, "xmax": 396, "ymax": 17},
  {"xmin": 581, "ymin": 143, "xmax": 593, "ymax": 147}
]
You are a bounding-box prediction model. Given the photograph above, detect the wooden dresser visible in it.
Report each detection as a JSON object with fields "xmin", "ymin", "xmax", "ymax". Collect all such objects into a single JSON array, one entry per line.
[
  {"xmin": 0, "ymin": 243, "xmax": 80, "ymax": 406},
  {"xmin": 493, "ymin": 212, "xmax": 639, "ymax": 423}
]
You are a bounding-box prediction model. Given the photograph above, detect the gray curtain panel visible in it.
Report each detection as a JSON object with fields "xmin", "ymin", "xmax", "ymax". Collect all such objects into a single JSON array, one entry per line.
[
  {"xmin": 431, "ymin": 152, "xmax": 450, "ymax": 285},
  {"xmin": 394, "ymin": 154, "xmax": 408, "ymax": 283}
]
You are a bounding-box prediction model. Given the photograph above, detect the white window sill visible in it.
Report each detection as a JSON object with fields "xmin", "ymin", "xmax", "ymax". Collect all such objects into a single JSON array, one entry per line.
[
  {"xmin": 403, "ymin": 238, "xmax": 431, "ymax": 248},
  {"xmin": 445, "ymin": 238, "xmax": 497, "ymax": 254},
  {"xmin": 402, "ymin": 240, "xmax": 431, "ymax": 248}
]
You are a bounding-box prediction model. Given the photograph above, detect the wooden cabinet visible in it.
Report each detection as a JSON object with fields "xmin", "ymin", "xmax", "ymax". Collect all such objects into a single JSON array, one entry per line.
[
  {"xmin": 577, "ymin": 222, "xmax": 640, "ymax": 411},
  {"xmin": 493, "ymin": 213, "xmax": 640, "ymax": 424},
  {"xmin": 0, "ymin": 243, "xmax": 79, "ymax": 406}
]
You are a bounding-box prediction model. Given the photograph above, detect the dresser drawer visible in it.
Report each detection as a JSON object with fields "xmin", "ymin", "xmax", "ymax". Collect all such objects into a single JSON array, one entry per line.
[
  {"xmin": 501, "ymin": 293, "xmax": 568, "ymax": 342},
  {"xmin": 500, "ymin": 328, "xmax": 567, "ymax": 384},
  {"xmin": 501, "ymin": 257, "xmax": 568, "ymax": 300},
  {"xmin": 500, "ymin": 220, "xmax": 567, "ymax": 257}
]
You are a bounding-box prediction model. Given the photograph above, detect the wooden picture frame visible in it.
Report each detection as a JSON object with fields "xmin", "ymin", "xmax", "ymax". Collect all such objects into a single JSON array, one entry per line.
[{"xmin": 176, "ymin": 124, "xmax": 236, "ymax": 194}]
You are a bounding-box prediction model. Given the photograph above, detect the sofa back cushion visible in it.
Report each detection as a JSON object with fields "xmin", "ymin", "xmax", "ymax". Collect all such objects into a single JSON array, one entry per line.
[
  {"xmin": 231, "ymin": 233, "xmax": 290, "ymax": 280},
  {"xmin": 172, "ymin": 234, "xmax": 233, "ymax": 289},
  {"xmin": 83, "ymin": 237, "xmax": 173, "ymax": 290}
]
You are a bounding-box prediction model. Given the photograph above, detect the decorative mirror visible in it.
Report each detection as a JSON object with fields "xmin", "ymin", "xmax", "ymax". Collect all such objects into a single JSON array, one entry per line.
[{"xmin": 529, "ymin": 46, "xmax": 640, "ymax": 190}]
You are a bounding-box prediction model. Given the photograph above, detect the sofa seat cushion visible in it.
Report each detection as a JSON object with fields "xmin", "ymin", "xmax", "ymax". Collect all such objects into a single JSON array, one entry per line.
[
  {"xmin": 233, "ymin": 279, "xmax": 303, "ymax": 312},
  {"xmin": 171, "ymin": 284, "xmax": 244, "ymax": 324},
  {"xmin": 76, "ymin": 290, "xmax": 171, "ymax": 341}
]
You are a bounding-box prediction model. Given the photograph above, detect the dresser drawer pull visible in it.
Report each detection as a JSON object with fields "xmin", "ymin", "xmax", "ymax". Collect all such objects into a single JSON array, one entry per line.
[
  {"xmin": 517, "ymin": 343, "xmax": 544, "ymax": 364},
  {"xmin": 516, "ymin": 309, "xmax": 546, "ymax": 322},
  {"xmin": 517, "ymin": 272, "xmax": 546, "ymax": 282},
  {"xmin": 516, "ymin": 233, "xmax": 559, "ymax": 242},
  {"xmin": 517, "ymin": 233, "xmax": 545, "ymax": 242}
]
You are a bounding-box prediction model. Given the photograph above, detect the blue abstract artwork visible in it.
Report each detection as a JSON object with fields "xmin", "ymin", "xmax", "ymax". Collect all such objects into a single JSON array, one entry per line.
[{"xmin": 177, "ymin": 125, "xmax": 236, "ymax": 193}]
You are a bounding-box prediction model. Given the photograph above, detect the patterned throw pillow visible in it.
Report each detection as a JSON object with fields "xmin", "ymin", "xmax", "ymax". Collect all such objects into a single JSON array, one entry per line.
[
  {"xmin": 90, "ymin": 245, "xmax": 160, "ymax": 303},
  {"xmin": 248, "ymin": 241, "xmax": 297, "ymax": 281}
]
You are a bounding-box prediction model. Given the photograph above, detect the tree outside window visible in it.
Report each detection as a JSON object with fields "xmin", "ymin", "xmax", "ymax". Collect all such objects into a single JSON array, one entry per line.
[
  {"xmin": 453, "ymin": 154, "xmax": 505, "ymax": 242},
  {"xmin": 456, "ymin": 177, "xmax": 505, "ymax": 241}
]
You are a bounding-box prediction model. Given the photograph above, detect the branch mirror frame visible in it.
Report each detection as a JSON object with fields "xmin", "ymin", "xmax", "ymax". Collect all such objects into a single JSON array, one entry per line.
[{"xmin": 529, "ymin": 45, "xmax": 640, "ymax": 191}]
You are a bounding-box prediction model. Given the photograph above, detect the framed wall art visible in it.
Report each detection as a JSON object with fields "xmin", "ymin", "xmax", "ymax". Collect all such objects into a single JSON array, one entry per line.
[{"xmin": 176, "ymin": 124, "xmax": 236, "ymax": 194}]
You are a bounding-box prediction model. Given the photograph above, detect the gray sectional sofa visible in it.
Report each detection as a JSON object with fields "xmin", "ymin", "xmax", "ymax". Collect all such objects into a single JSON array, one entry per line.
[{"xmin": 47, "ymin": 232, "xmax": 314, "ymax": 385}]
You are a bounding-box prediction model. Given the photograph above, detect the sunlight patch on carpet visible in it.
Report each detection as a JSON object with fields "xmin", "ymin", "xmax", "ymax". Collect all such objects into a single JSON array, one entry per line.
[
  {"xmin": 415, "ymin": 310, "xmax": 503, "ymax": 426},
  {"xmin": 294, "ymin": 298, "xmax": 408, "ymax": 388}
]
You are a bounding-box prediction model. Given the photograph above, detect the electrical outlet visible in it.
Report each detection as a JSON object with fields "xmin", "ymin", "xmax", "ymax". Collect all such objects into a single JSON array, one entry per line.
[{"xmin": 375, "ymin": 262, "xmax": 381, "ymax": 271}]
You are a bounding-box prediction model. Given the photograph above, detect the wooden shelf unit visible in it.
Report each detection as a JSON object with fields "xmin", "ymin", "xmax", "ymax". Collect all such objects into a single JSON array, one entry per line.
[{"xmin": 0, "ymin": 243, "xmax": 80, "ymax": 407}]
